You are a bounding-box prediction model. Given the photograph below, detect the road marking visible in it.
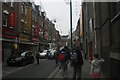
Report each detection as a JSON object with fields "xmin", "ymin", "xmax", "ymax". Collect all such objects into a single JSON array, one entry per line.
[
  {"xmin": 47, "ymin": 67, "xmax": 59, "ymax": 78},
  {"xmin": 3, "ymin": 63, "xmax": 33, "ymax": 77},
  {"xmin": 3, "ymin": 59, "xmax": 47, "ymax": 77}
]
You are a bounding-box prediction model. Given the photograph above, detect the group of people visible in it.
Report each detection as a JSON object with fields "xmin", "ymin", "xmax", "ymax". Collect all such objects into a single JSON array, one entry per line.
[
  {"xmin": 54, "ymin": 38, "xmax": 104, "ymax": 80},
  {"xmin": 34, "ymin": 38, "xmax": 104, "ymax": 80},
  {"xmin": 54, "ymin": 39, "xmax": 83, "ymax": 80}
]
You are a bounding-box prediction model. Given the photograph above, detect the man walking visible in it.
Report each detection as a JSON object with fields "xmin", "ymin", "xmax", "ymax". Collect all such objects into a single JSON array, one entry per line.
[
  {"xmin": 58, "ymin": 46, "xmax": 69, "ymax": 78},
  {"xmin": 35, "ymin": 52, "xmax": 40, "ymax": 64},
  {"xmin": 55, "ymin": 46, "xmax": 60, "ymax": 65},
  {"xmin": 71, "ymin": 39, "xmax": 84, "ymax": 80}
]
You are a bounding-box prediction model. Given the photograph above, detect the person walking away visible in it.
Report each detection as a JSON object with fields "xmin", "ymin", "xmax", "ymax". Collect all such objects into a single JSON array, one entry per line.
[
  {"xmin": 89, "ymin": 42, "xmax": 93, "ymax": 63},
  {"xmin": 35, "ymin": 52, "xmax": 40, "ymax": 64},
  {"xmin": 58, "ymin": 48, "xmax": 69, "ymax": 78},
  {"xmin": 54, "ymin": 46, "xmax": 60, "ymax": 65},
  {"xmin": 64, "ymin": 46, "xmax": 71, "ymax": 61},
  {"xmin": 71, "ymin": 39, "xmax": 83, "ymax": 80},
  {"xmin": 90, "ymin": 54, "xmax": 104, "ymax": 79}
]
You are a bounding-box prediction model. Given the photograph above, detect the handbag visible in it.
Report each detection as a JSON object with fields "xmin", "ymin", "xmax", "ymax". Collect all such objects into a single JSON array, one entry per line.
[{"xmin": 91, "ymin": 72, "xmax": 101, "ymax": 78}]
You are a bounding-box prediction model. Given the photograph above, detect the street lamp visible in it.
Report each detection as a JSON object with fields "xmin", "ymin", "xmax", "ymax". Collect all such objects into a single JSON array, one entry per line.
[
  {"xmin": 65, "ymin": 0, "xmax": 73, "ymax": 49},
  {"xmin": 70, "ymin": 0, "xmax": 73, "ymax": 49}
]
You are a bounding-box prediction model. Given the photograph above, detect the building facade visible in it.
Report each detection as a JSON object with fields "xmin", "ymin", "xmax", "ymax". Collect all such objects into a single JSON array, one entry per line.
[
  {"xmin": 1, "ymin": 2, "xmax": 61, "ymax": 62},
  {"xmin": 81, "ymin": 2, "xmax": 120, "ymax": 78}
]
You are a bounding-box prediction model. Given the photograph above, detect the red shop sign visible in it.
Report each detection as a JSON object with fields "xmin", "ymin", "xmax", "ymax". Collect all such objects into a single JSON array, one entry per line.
[
  {"xmin": 8, "ymin": 12, "xmax": 16, "ymax": 28},
  {"xmin": 34, "ymin": 26, "xmax": 39, "ymax": 36}
]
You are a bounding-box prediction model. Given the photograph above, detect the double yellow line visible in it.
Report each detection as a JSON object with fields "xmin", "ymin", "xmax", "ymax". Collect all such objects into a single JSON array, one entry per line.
[{"xmin": 47, "ymin": 67, "xmax": 59, "ymax": 78}]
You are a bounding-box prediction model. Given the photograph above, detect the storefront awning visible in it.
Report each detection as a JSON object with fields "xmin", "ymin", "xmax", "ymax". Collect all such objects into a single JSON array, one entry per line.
[{"xmin": 2, "ymin": 38, "xmax": 18, "ymax": 43}]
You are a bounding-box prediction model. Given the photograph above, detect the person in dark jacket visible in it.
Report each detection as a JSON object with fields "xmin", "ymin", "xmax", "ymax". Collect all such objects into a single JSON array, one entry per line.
[
  {"xmin": 71, "ymin": 39, "xmax": 84, "ymax": 80},
  {"xmin": 55, "ymin": 46, "xmax": 60, "ymax": 65},
  {"xmin": 35, "ymin": 52, "xmax": 40, "ymax": 64},
  {"xmin": 64, "ymin": 46, "xmax": 71, "ymax": 60}
]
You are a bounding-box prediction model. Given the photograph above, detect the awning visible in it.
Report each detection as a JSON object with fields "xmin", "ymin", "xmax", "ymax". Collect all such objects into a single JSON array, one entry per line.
[
  {"xmin": 2, "ymin": 38, "xmax": 18, "ymax": 43},
  {"xmin": 19, "ymin": 41, "xmax": 39, "ymax": 45}
]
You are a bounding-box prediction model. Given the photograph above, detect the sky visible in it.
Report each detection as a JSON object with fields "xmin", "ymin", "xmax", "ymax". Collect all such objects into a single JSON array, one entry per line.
[{"xmin": 35, "ymin": 0, "xmax": 81, "ymax": 36}]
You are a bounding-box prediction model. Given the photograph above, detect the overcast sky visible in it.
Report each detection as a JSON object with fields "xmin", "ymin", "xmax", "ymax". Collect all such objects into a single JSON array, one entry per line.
[{"xmin": 35, "ymin": 0, "xmax": 81, "ymax": 36}]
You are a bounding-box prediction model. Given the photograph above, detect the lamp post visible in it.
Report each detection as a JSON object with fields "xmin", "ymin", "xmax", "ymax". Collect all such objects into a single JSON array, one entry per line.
[
  {"xmin": 70, "ymin": 0, "xmax": 73, "ymax": 49},
  {"xmin": 65, "ymin": 0, "xmax": 73, "ymax": 49}
]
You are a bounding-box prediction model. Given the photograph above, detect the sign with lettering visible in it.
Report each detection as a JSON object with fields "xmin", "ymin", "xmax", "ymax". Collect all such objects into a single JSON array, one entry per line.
[
  {"xmin": 26, "ymin": 7, "xmax": 31, "ymax": 32},
  {"xmin": 2, "ymin": 28, "xmax": 18, "ymax": 39},
  {"xmin": 8, "ymin": 12, "xmax": 16, "ymax": 28}
]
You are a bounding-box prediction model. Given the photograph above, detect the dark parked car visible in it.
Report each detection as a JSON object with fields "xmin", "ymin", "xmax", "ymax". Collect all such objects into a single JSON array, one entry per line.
[{"xmin": 7, "ymin": 51, "xmax": 34, "ymax": 66}]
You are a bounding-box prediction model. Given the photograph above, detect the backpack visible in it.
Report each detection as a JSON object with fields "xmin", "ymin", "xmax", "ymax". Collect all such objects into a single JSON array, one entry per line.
[
  {"xmin": 59, "ymin": 51, "xmax": 66, "ymax": 62},
  {"xmin": 71, "ymin": 52, "xmax": 78, "ymax": 63}
]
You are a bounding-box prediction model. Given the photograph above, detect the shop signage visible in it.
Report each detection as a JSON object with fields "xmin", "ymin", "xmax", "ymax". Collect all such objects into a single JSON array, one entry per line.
[
  {"xmin": 2, "ymin": 28, "xmax": 18, "ymax": 39},
  {"xmin": 39, "ymin": 29, "xmax": 43, "ymax": 35},
  {"xmin": 32, "ymin": 37, "xmax": 39, "ymax": 42},
  {"xmin": 34, "ymin": 26, "xmax": 39, "ymax": 37},
  {"xmin": 8, "ymin": 12, "xmax": 16, "ymax": 28},
  {"xmin": 26, "ymin": 7, "xmax": 31, "ymax": 32},
  {"xmin": 44, "ymin": 36, "xmax": 48, "ymax": 39}
]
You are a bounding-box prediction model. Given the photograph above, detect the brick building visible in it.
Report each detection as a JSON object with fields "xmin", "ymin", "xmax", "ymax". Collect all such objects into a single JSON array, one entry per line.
[{"xmin": 1, "ymin": 2, "xmax": 61, "ymax": 62}]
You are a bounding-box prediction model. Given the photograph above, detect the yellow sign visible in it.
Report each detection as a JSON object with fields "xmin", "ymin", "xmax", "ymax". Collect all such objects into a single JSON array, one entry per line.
[
  {"xmin": 13, "ymin": 43, "xmax": 17, "ymax": 49},
  {"xmin": 26, "ymin": 7, "xmax": 31, "ymax": 32}
]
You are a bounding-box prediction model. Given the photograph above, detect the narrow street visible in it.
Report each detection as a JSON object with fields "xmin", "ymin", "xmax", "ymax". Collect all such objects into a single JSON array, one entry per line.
[{"xmin": 0, "ymin": 0, "xmax": 120, "ymax": 79}]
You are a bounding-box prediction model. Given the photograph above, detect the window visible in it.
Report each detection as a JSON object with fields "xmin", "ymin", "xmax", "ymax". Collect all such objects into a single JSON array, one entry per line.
[
  {"xmin": 32, "ymin": 25, "xmax": 34, "ymax": 36},
  {"xmin": 3, "ymin": 13, "xmax": 8, "ymax": 27},
  {"xmin": 32, "ymin": 27, "xmax": 34, "ymax": 36},
  {"xmin": 21, "ymin": 21, "xmax": 25, "ymax": 31},
  {"xmin": 112, "ymin": 2, "xmax": 120, "ymax": 17},
  {"xmin": 35, "ymin": 15, "xmax": 36, "ymax": 22},
  {"xmin": 4, "ymin": 0, "xmax": 8, "ymax": 3},
  {"xmin": 25, "ymin": 6, "xmax": 27, "ymax": 15},
  {"xmin": 32, "ymin": 12, "xmax": 34, "ymax": 21},
  {"xmin": 21, "ymin": 4, "xmax": 25, "ymax": 14},
  {"xmin": 11, "ymin": 0, "xmax": 14, "ymax": 8}
]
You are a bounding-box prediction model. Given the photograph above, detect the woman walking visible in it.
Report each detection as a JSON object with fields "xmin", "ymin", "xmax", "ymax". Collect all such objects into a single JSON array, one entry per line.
[{"xmin": 90, "ymin": 54, "xmax": 104, "ymax": 79}]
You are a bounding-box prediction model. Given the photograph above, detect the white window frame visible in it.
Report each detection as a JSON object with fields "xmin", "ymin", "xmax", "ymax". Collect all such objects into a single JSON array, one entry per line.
[
  {"xmin": 11, "ymin": 0, "xmax": 14, "ymax": 8},
  {"xmin": 4, "ymin": 0, "xmax": 8, "ymax": 3},
  {"xmin": 3, "ymin": 13, "xmax": 8, "ymax": 27},
  {"xmin": 21, "ymin": 4, "xmax": 25, "ymax": 14}
]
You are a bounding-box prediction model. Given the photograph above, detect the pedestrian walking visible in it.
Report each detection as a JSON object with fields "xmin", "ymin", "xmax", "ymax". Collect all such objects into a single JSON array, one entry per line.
[
  {"xmin": 64, "ymin": 46, "xmax": 71, "ymax": 61},
  {"xmin": 90, "ymin": 54, "xmax": 104, "ymax": 78},
  {"xmin": 88, "ymin": 42, "xmax": 93, "ymax": 63},
  {"xmin": 35, "ymin": 52, "xmax": 40, "ymax": 64},
  {"xmin": 58, "ymin": 47, "xmax": 69, "ymax": 78},
  {"xmin": 71, "ymin": 39, "xmax": 83, "ymax": 80},
  {"xmin": 54, "ymin": 46, "xmax": 60, "ymax": 65}
]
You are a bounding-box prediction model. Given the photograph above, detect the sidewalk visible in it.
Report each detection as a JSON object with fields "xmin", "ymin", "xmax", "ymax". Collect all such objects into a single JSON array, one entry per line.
[{"xmin": 54, "ymin": 59, "xmax": 91, "ymax": 79}]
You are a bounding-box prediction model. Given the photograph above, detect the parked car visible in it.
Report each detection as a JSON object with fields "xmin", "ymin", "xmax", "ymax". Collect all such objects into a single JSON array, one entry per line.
[
  {"xmin": 47, "ymin": 50, "xmax": 56, "ymax": 60},
  {"xmin": 39, "ymin": 50, "xmax": 48, "ymax": 59},
  {"xmin": 7, "ymin": 51, "xmax": 34, "ymax": 66}
]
